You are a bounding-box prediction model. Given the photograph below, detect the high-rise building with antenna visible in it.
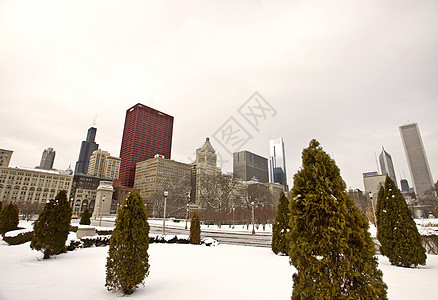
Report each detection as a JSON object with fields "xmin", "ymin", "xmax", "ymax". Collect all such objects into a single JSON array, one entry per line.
[
  {"xmin": 400, "ymin": 123, "xmax": 435, "ymax": 200},
  {"xmin": 268, "ymin": 138, "xmax": 288, "ymax": 191},
  {"xmin": 74, "ymin": 127, "xmax": 99, "ymax": 175}
]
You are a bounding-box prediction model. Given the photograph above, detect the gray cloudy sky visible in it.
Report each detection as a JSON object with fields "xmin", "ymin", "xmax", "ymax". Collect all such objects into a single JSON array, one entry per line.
[{"xmin": 1, "ymin": 0, "xmax": 437, "ymax": 190}]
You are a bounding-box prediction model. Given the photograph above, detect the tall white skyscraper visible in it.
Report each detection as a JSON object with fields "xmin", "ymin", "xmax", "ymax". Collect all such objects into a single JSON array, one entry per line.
[
  {"xmin": 268, "ymin": 138, "xmax": 288, "ymax": 191},
  {"xmin": 399, "ymin": 123, "xmax": 435, "ymax": 200},
  {"xmin": 379, "ymin": 147, "xmax": 396, "ymax": 185}
]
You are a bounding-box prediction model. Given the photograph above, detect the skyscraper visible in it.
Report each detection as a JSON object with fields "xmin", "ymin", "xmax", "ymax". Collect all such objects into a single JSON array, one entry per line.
[
  {"xmin": 119, "ymin": 103, "xmax": 174, "ymax": 188},
  {"xmin": 87, "ymin": 149, "xmax": 121, "ymax": 180},
  {"xmin": 400, "ymin": 123, "xmax": 435, "ymax": 200},
  {"xmin": 38, "ymin": 147, "xmax": 56, "ymax": 170},
  {"xmin": 268, "ymin": 138, "xmax": 288, "ymax": 191},
  {"xmin": 233, "ymin": 150, "xmax": 269, "ymax": 182},
  {"xmin": 74, "ymin": 127, "xmax": 99, "ymax": 175},
  {"xmin": 379, "ymin": 147, "xmax": 396, "ymax": 185}
]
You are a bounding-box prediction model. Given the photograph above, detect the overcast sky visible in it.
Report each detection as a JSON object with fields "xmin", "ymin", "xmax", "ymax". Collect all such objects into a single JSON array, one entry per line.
[{"xmin": 1, "ymin": 0, "xmax": 437, "ymax": 191}]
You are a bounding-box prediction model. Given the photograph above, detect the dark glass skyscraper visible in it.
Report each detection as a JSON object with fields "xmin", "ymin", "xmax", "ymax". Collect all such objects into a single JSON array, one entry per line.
[
  {"xmin": 74, "ymin": 127, "xmax": 99, "ymax": 175},
  {"xmin": 233, "ymin": 150, "xmax": 269, "ymax": 182},
  {"xmin": 119, "ymin": 103, "xmax": 174, "ymax": 188},
  {"xmin": 268, "ymin": 138, "xmax": 288, "ymax": 191}
]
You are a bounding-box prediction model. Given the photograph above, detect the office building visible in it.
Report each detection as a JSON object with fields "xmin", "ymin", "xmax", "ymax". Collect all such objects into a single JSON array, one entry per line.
[
  {"xmin": 0, "ymin": 149, "xmax": 13, "ymax": 167},
  {"xmin": 74, "ymin": 127, "xmax": 99, "ymax": 175},
  {"xmin": 119, "ymin": 103, "xmax": 174, "ymax": 188},
  {"xmin": 268, "ymin": 138, "xmax": 288, "ymax": 191},
  {"xmin": 0, "ymin": 166, "xmax": 73, "ymax": 204},
  {"xmin": 379, "ymin": 147, "xmax": 396, "ymax": 185},
  {"xmin": 400, "ymin": 123, "xmax": 435, "ymax": 199},
  {"xmin": 233, "ymin": 150, "xmax": 269, "ymax": 183},
  {"xmin": 38, "ymin": 147, "xmax": 56, "ymax": 170},
  {"xmin": 87, "ymin": 149, "xmax": 121, "ymax": 180},
  {"xmin": 363, "ymin": 171, "xmax": 386, "ymax": 199},
  {"xmin": 134, "ymin": 154, "xmax": 192, "ymax": 218},
  {"xmin": 70, "ymin": 173, "xmax": 112, "ymax": 215}
]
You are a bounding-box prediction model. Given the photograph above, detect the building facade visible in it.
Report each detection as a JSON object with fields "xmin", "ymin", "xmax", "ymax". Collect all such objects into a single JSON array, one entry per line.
[
  {"xmin": 74, "ymin": 127, "xmax": 99, "ymax": 175},
  {"xmin": 0, "ymin": 166, "xmax": 73, "ymax": 205},
  {"xmin": 268, "ymin": 138, "xmax": 288, "ymax": 191},
  {"xmin": 400, "ymin": 123, "xmax": 435, "ymax": 199},
  {"xmin": 119, "ymin": 103, "xmax": 174, "ymax": 188},
  {"xmin": 134, "ymin": 154, "xmax": 192, "ymax": 217},
  {"xmin": 38, "ymin": 147, "xmax": 56, "ymax": 170},
  {"xmin": 233, "ymin": 150, "xmax": 269, "ymax": 183},
  {"xmin": 69, "ymin": 174, "xmax": 112, "ymax": 215},
  {"xmin": 87, "ymin": 149, "xmax": 121, "ymax": 180},
  {"xmin": 0, "ymin": 149, "xmax": 13, "ymax": 167},
  {"xmin": 379, "ymin": 147, "xmax": 396, "ymax": 185},
  {"xmin": 363, "ymin": 171, "xmax": 386, "ymax": 199}
]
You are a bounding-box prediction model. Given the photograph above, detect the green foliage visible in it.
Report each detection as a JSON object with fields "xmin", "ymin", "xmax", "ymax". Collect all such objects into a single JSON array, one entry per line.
[
  {"xmin": 30, "ymin": 190, "xmax": 72, "ymax": 259},
  {"xmin": 289, "ymin": 139, "xmax": 387, "ymax": 299},
  {"xmin": 4, "ymin": 231, "xmax": 33, "ymax": 245},
  {"xmin": 189, "ymin": 211, "xmax": 201, "ymax": 244},
  {"xmin": 271, "ymin": 192, "xmax": 290, "ymax": 255},
  {"xmin": 376, "ymin": 176, "xmax": 426, "ymax": 267},
  {"xmin": 0, "ymin": 201, "xmax": 3, "ymax": 212},
  {"xmin": 79, "ymin": 208, "xmax": 91, "ymax": 225},
  {"xmin": 0, "ymin": 203, "xmax": 19, "ymax": 236},
  {"xmin": 105, "ymin": 191, "xmax": 150, "ymax": 295}
]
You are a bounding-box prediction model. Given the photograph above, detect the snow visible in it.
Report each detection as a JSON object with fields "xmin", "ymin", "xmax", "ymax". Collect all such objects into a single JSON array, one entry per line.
[{"xmin": 1, "ymin": 238, "xmax": 438, "ymax": 299}]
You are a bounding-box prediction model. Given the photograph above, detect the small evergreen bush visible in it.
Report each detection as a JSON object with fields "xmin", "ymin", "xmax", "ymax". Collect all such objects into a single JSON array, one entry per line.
[
  {"xmin": 271, "ymin": 192, "xmax": 290, "ymax": 255},
  {"xmin": 376, "ymin": 176, "xmax": 426, "ymax": 267},
  {"xmin": 0, "ymin": 203, "xmax": 19, "ymax": 236},
  {"xmin": 189, "ymin": 211, "xmax": 201, "ymax": 244},
  {"xmin": 79, "ymin": 208, "xmax": 91, "ymax": 225},
  {"xmin": 30, "ymin": 190, "xmax": 72, "ymax": 259}
]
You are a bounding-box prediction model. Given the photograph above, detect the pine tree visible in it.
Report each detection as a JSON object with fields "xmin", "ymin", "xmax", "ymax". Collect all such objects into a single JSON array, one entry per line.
[
  {"xmin": 376, "ymin": 176, "xmax": 426, "ymax": 267},
  {"xmin": 30, "ymin": 190, "xmax": 72, "ymax": 259},
  {"xmin": 0, "ymin": 203, "xmax": 19, "ymax": 236},
  {"xmin": 0, "ymin": 201, "xmax": 3, "ymax": 212},
  {"xmin": 289, "ymin": 140, "xmax": 387, "ymax": 299},
  {"xmin": 105, "ymin": 191, "xmax": 150, "ymax": 295},
  {"xmin": 271, "ymin": 192, "xmax": 290, "ymax": 255},
  {"xmin": 80, "ymin": 208, "xmax": 91, "ymax": 225},
  {"xmin": 189, "ymin": 211, "xmax": 201, "ymax": 244}
]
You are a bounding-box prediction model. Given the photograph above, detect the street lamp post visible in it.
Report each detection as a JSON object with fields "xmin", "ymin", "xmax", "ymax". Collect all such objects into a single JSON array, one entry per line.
[
  {"xmin": 185, "ymin": 203, "xmax": 190, "ymax": 230},
  {"xmin": 232, "ymin": 207, "xmax": 235, "ymax": 229},
  {"xmin": 369, "ymin": 192, "xmax": 377, "ymax": 226},
  {"xmin": 99, "ymin": 195, "xmax": 105, "ymax": 227},
  {"xmin": 162, "ymin": 190, "xmax": 168, "ymax": 235},
  {"xmin": 251, "ymin": 202, "xmax": 255, "ymax": 234}
]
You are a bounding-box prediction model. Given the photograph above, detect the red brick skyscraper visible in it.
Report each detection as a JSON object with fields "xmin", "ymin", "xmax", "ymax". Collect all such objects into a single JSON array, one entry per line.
[{"xmin": 119, "ymin": 103, "xmax": 174, "ymax": 188}]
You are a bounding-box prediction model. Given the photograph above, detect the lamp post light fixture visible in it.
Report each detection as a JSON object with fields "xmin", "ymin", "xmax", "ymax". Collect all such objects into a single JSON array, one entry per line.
[
  {"xmin": 251, "ymin": 202, "xmax": 255, "ymax": 234},
  {"xmin": 369, "ymin": 192, "xmax": 377, "ymax": 226},
  {"xmin": 163, "ymin": 190, "xmax": 168, "ymax": 235},
  {"xmin": 99, "ymin": 195, "xmax": 105, "ymax": 227}
]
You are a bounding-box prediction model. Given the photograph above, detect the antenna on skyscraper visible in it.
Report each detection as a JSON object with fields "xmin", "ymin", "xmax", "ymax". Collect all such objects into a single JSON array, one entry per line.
[
  {"xmin": 92, "ymin": 114, "xmax": 97, "ymax": 127},
  {"xmin": 374, "ymin": 151, "xmax": 380, "ymax": 174}
]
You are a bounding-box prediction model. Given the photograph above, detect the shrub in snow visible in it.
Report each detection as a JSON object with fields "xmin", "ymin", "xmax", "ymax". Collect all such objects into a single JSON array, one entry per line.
[
  {"xmin": 79, "ymin": 208, "xmax": 91, "ymax": 225},
  {"xmin": 271, "ymin": 191, "xmax": 290, "ymax": 255},
  {"xmin": 189, "ymin": 211, "xmax": 201, "ymax": 244},
  {"xmin": 0, "ymin": 203, "xmax": 19, "ymax": 236},
  {"xmin": 3, "ymin": 230, "xmax": 33, "ymax": 245},
  {"xmin": 289, "ymin": 140, "xmax": 387, "ymax": 299},
  {"xmin": 105, "ymin": 191, "xmax": 150, "ymax": 295},
  {"xmin": 202, "ymin": 237, "xmax": 218, "ymax": 247},
  {"xmin": 376, "ymin": 176, "xmax": 426, "ymax": 267},
  {"xmin": 30, "ymin": 190, "xmax": 72, "ymax": 259}
]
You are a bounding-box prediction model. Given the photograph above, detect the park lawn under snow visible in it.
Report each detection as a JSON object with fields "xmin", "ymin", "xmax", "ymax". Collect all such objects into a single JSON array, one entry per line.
[{"xmin": 1, "ymin": 239, "xmax": 438, "ymax": 300}]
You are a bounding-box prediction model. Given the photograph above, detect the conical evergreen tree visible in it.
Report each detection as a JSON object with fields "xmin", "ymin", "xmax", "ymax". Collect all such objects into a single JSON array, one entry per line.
[
  {"xmin": 79, "ymin": 208, "xmax": 91, "ymax": 225},
  {"xmin": 30, "ymin": 190, "xmax": 72, "ymax": 259},
  {"xmin": 0, "ymin": 203, "xmax": 19, "ymax": 236},
  {"xmin": 189, "ymin": 211, "xmax": 201, "ymax": 244},
  {"xmin": 376, "ymin": 176, "xmax": 426, "ymax": 267},
  {"xmin": 271, "ymin": 192, "xmax": 290, "ymax": 255},
  {"xmin": 105, "ymin": 191, "xmax": 150, "ymax": 295},
  {"xmin": 289, "ymin": 140, "xmax": 387, "ymax": 299}
]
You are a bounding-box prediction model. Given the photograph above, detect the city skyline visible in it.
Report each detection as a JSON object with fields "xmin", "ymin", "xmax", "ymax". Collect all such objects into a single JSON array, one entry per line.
[{"xmin": 0, "ymin": 1, "xmax": 437, "ymax": 190}]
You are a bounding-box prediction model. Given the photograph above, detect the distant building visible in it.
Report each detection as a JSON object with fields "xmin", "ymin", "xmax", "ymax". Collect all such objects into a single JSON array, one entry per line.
[
  {"xmin": 119, "ymin": 103, "xmax": 174, "ymax": 188},
  {"xmin": 400, "ymin": 179, "xmax": 410, "ymax": 192},
  {"xmin": 233, "ymin": 150, "xmax": 269, "ymax": 183},
  {"xmin": 400, "ymin": 123, "xmax": 435, "ymax": 199},
  {"xmin": 379, "ymin": 147, "xmax": 396, "ymax": 185},
  {"xmin": 38, "ymin": 147, "xmax": 56, "ymax": 170},
  {"xmin": 0, "ymin": 166, "xmax": 73, "ymax": 204},
  {"xmin": 87, "ymin": 149, "xmax": 121, "ymax": 180},
  {"xmin": 134, "ymin": 154, "xmax": 192, "ymax": 218},
  {"xmin": 363, "ymin": 171, "xmax": 386, "ymax": 199},
  {"xmin": 0, "ymin": 149, "xmax": 13, "ymax": 167},
  {"xmin": 70, "ymin": 173, "xmax": 112, "ymax": 215},
  {"xmin": 74, "ymin": 127, "xmax": 99, "ymax": 175},
  {"xmin": 268, "ymin": 138, "xmax": 288, "ymax": 191}
]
